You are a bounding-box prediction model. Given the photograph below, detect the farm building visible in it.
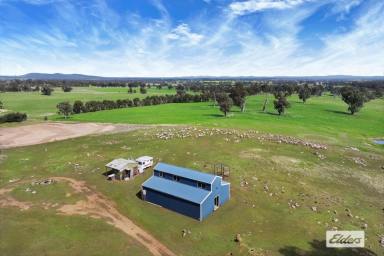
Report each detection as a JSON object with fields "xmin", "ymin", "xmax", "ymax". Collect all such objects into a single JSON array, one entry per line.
[
  {"xmin": 105, "ymin": 159, "xmax": 140, "ymax": 180},
  {"xmin": 104, "ymin": 156, "xmax": 154, "ymax": 181},
  {"xmin": 141, "ymin": 163, "xmax": 230, "ymax": 221}
]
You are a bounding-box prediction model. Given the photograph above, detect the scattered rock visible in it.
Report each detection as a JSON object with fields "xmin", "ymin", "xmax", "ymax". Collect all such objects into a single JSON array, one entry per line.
[
  {"xmin": 345, "ymin": 146, "xmax": 360, "ymax": 151},
  {"xmin": 154, "ymin": 127, "xmax": 328, "ymax": 150},
  {"xmin": 362, "ymin": 223, "xmax": 368, "ymax": 229},
  {"xmin": 380, "ymin": 235, "xmax": 384, "ymax": 248},
  {"xmin": 352, "ymin": 157, "xmax": 367, "ymax": 166},
  {"xmin": 31, "ymin": 179, "xmax": 56, "ymax": 186},
  {"xmin": 314, "ymin": 151, "xmax": 326, "ymax": 160},
  {"xmin": 311, "ymin": 206, "xmax": 317, "ymax": 212},
  {"xmin": 234, "ymin": 233, "xmax": 242, "ymax": 243}
]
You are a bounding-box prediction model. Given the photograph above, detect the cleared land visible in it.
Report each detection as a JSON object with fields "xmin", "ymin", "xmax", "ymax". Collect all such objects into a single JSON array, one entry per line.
[
  {"xmin": 69, "ymin": 94, "xmax": 384, "ymax": 145},
  {"xmin": 0, "ymin": 127, "xmax": 383, "ymax": 255},
  {"xmin": 0, "ymin": 86, "xmax": 175, "ymax": 118},
  {"xmin": 0, "ymin": 122, "xmax": 148, "ymax": 149},
  {"xmin": 1, "ymin": 89, "xmax": 383, "ymax": 255},
  {"xmin": 0, "ymin": 177, "xmax": 175, "ymax": 256}
]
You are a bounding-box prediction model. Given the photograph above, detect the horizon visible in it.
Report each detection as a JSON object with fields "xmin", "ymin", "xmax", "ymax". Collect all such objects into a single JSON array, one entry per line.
[
  {"xmin": 0, "ymin": 0, "xmax": 384, "ymax": 77},
  {"xmin": 2, "ymin": 72, "xmax": 384, "ymax": 80}
]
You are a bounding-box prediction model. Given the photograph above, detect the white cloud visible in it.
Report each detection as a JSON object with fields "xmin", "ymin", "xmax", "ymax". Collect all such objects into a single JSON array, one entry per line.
[
  {"xmin": 167, "ymin": 24, "xmax": 204, "ymax": 45},
  {"xmin": 0, "ymin": 0, "xmax": 383, "ymax": 77},
  {"xmin": 229, "ymin": 0, "xmax": 308, "ymax": 16}
]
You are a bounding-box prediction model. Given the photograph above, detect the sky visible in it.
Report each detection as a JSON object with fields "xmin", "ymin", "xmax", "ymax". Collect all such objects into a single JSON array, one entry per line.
[{"xmin": 0, "ymin": 0, "xmax": 383, "ymax": 77}]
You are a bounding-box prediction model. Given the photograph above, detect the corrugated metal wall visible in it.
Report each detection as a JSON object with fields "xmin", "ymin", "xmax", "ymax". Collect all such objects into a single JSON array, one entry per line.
[{"xmin": 143, "ymin": 187, "xmax": 201, "ymax": 220}]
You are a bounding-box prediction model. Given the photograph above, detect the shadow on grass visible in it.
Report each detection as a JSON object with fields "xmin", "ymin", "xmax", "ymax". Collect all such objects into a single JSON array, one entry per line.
[
  {"xmin": 202, "ymin": 114, "xmax": 225, "ymax": 118},
  {"xmin": 136, "ymin": 191, "xmax": 143, "ymax": 200},
  {"xmin": 263, "ymin": 111, "xmax": 280, "ymax": 116},
  {"xmin": 279, "ymin": 240, "xmax": 377, "ymax": 256},
  {"xmin": 325, "ymin": 109, "xmax": 350, "ymax": 115}
]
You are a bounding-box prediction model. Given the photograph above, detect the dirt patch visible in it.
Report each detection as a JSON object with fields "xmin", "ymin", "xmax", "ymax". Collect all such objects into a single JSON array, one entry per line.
[
  {"xmin": 239, "ymin": 148, "xmax": 266, "ymax": 159},
  {"xmin": 0, "ymin": 122, "xmax": 149, "ymax": 149},
  {"xmin": 0, "ymin": 177, "xmax": 176, "ymax": 256},
  {"xmin": 271, "ymin": 156, "xmax": 301, "ymax": 165}
]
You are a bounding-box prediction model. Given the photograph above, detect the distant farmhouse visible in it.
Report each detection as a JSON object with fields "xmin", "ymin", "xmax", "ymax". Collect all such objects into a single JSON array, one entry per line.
[{"xmin": 141, "ymin": 163, "xmax": 230, "ymax": 221}]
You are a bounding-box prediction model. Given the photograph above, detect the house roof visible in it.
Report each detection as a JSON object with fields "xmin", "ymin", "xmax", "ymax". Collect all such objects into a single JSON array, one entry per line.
[
  {"xmin": 154, "ymin": 162, "xmax": 216, "ymax": 184},
  {"xmin": 105, "ymin": 159, "xmax": 137, "ymax": 171},
  {"xmin": 142, "ymin": 176, "xmax": 211, "ymax": 204}
]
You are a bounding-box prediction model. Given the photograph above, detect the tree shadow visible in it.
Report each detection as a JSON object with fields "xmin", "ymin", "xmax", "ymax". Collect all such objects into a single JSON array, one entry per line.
[
  {"xmin": 202, "ymin": 114, "xmax": 225, "ymax": 118},
  {"xmin": 263, "ymin": 111, "xmax": 280, "ymax": 116},
  {"xmin": 279, "ymin": 240, "xmax": 377, "ymax": 256},
  {"xmin": 324, "ymin": 109, "xmax": 350, "ymax": 115}
]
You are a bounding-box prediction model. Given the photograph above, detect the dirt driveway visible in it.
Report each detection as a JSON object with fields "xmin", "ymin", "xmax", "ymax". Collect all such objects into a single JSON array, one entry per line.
[
  {"xmin": 0, "ymin": 122, "xmax": 148, "ymax": 149},
  {"xmin": 0, "ymin": 177, "xmax": 176, "ymax": 256}
]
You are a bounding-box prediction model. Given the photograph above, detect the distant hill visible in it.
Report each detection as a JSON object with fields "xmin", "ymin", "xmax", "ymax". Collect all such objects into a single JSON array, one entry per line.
[{"xmin": 0, "ymin": 73, "xmax": 383, "ymax": 81}]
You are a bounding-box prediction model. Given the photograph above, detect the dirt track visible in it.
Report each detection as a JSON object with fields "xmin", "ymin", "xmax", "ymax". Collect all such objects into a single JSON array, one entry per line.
[
  {"xmin": 0, "ymin": 177, "xmax": 176, "ymax": 256},
  {"xmin": 0, "ymin": 122, "xmax": 148, "ymax": 149}
]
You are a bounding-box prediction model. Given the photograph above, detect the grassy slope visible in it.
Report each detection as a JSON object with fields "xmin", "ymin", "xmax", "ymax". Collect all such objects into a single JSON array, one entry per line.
[
  {"xmin": 69, "ymin": 94, "xmax": 384, "ymax": 146},
  {"xmin": 0, "ymin": 87, "xmax": 176, "ymax": 119},
  {"xmin": 1, "ymin": 130, "xmax": 383, "ymax": 256}
]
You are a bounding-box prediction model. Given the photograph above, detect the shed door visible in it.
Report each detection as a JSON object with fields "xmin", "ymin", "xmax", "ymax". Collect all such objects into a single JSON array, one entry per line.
[{"xmin": 214, "ymin": 196, "xmax": 219, "ymax": 210}]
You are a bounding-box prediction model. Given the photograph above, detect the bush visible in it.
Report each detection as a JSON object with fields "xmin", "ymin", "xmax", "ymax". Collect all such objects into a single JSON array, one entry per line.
[
  {"xmin": 0, "ymin": 112, "xmax": 27, "ymax": 123},
  {"xmin": 41, "ymin": 85, "xmax": 53, "ymax": 96},
  {"xmin": 62, "ymin": 85, "xmax": 73, "ymax": 92}
]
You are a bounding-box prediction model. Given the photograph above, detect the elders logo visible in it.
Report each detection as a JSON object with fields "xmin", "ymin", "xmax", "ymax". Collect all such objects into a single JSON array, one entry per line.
[{"xmin": 326, "ymin": 231, "xmax": 365, "ymax": 248}]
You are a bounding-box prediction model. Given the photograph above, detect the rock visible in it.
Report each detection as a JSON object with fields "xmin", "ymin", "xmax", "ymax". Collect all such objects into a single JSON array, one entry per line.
[
  {"xmin": 347, "ymin": 212, "xmax": 353, "ymax": 218},
  {"xmin": 311, "ymin": 206, "xmax": 317, "ymax": 212},
  {"xmin": 234, "ymin": 234, "xmax": 242, "ymax": 243},
  {"xmin": 332, "ymin": 218, "xmax": 339, "ymax": 223},
  {"xmin": 362, "ymin": 223, "xmax": 368, "ymax": 229},
  {"xmin": 333, "ymin": 210, "xmax": 337, "ymax": 214},
  {"xmin": 182, "ymin": 229, "xmax": 187, "ymax": 237},
  {"xmin": 380, "ymin": 236, "xmax": 384, "ymax": 247},
  {"xmin": 352, "ymin": 157, "xmax": 367, "ymax": 166},
  {"xmin": 31, "ymin": 190, "xmax": 37, "ymax": 194}
]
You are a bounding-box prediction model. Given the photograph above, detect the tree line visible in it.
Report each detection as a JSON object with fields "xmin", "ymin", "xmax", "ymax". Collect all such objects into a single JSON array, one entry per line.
[{"xmin": 57, "ymin": 93, "xmax": 210, "ymax": 118}]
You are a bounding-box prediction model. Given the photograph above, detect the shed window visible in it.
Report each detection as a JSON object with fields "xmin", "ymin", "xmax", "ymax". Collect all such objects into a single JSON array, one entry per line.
[
  {"xmin": 197, "ymin": 182, "xmax": 206, "ymax": 189},
  {"xmin": 173, "ymin": 175, "xmax": 180, "ymax": 182}
]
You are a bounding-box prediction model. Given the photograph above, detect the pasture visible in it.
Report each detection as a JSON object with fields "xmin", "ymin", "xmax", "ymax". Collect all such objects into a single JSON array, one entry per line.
[
  {"xmin": 68, "ymin": 94, "xmax": 384, "ymax": 146},
  {"xmin": 1, "ymin": 88, "xmax": 383, "ymax": 255},
  {"xmin": 0, "ymin": 86, "xmax": 175, "ymax": 119},
  {"xmin": 0, "ymin": 128, "xmax": 383, "ymax": 255}
]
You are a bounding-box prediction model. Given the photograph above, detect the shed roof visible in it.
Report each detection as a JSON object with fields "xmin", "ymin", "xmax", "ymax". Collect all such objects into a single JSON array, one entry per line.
[
  {"xmin": 154, "ymin": 162, "xmax": 216, "ymax": 184},
  {"xmin": 142, "ymin": 176, "xmax": 211, "ymax": 204},
  {"xmin": 105, "ymin": 159, "xmax": 137, "ymax": 171}
]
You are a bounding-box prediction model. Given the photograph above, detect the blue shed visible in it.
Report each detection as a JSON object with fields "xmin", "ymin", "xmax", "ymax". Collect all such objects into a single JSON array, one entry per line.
[{"xmin": 141, "ymin": 162, "xmax": 230, "ymax": 221}]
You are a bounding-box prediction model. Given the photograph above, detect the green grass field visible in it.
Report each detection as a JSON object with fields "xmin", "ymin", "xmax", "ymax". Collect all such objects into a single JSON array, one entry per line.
[
  {"xmin": 1, "ymin": 129, "xmax": 383, "ymax": 255},
  {"xmin": 0, "ymin": 86, "xmax": 176, "ymax": 119},
  {"xmin": 1, "ymin": 89, "xmax": 383, "ymax": 255},
  {"xmin": 68, "ymin": 94, "xmax": 384, "ymax": 146}
]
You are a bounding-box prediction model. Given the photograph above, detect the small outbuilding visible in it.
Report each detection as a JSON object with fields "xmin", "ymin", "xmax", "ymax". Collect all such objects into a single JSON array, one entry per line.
[
  {"xmin": 141, "ymin": 162, "xmax": 230, "ymax": 221},
  {"xmin": 105, "ymin": 159, "xmax": 139, "ymax": 180}
]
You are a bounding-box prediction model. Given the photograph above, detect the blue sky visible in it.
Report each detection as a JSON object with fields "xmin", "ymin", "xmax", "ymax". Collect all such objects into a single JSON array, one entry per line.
[{"xmin": 0, "ymin": 0, "xmax": 383, "ymax": 76}]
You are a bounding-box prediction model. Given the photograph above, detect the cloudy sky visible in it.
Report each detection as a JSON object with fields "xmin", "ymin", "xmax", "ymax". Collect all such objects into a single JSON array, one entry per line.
[{"xmin": 0, "ymin": 0, "xmax": 383, "ymax": 77}]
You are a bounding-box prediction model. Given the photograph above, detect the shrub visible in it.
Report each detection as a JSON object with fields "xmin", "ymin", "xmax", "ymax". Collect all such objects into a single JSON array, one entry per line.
[{"xmin": 0, "ymin": 112, "xmax": 27, "ymax": 123}]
